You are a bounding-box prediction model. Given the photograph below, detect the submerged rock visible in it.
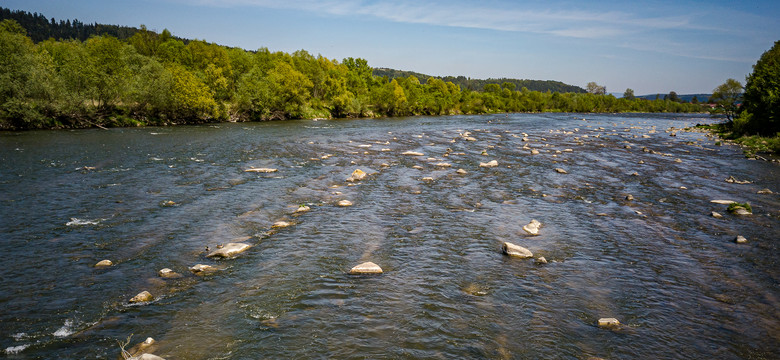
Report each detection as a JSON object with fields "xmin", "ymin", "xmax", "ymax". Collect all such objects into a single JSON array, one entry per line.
[
  {"xmin": 735, "ymin": 235, "xmax": 748, "ymax": 244},
  {"xmin": 338, "ymin": 200, "xmax": 353, "ymax": 207},
  {"xmin": 346, "ymin": 169, "xmax": 367, "ymax": 182},
  {"xmin": 502, "ymin": 242, "xmax": 533, "ymax": 258},
  {"xmin": 245, "ymin": 167, "xmax": 278, "ymax": 173},
  {"xmin": 625, "ymin": 194, "xmax": 634, "ymax": 201},
  {"xmin": 523, "ymin": 219, "xmax": 542, "ymax": 236},
  {"xmin": 479, "ymin": 160, "xmax": 498, "ymax": 168},
  {"xmin": 207, "ymin": 242, "xmax": 251, "ymax": 258},
  {"xmin": 349, "ymin": 262, "xmax": 383, "ymax": 274},
  {"xmin": 536, "ymin": 257, "xmax": 548, "ymax": 264},
  {"xmin": 725, "ymin": 176, "xmax": 752, "ymax": 184},
  {"xmin": 294, "ymin": 205, "xmax": 311, "ymax": 213},
  {"xmin": 128, "ymin": 354, "xmax": 166, "ymax": 360},
  {"xmin": 597, "ymin": 318, "xmax": 620, "ymax": 328},
  {"xmin": 95, "ymin": 259, "xmax": 113, "ymax": 267},
  {"xmin": 189, "ymin": 264, "xmax": 217, "ymax": 275},
  {"xmin": 126, "ymin": 337, "xmax": 158, "ymax": 359},
  {"xmin": 456, "ymin": 169, "xmax": 468, "ymax": 175},
  {"xmin": 272, "ymin": 221, "xmax": 292, "ymax": 228},
  {"xmin": 554, "ymin": 168, "xmax": 568, "ymax": 174},
  {"xmin": 129, "ymin": 291, "xmax": 153, "ymax": 303},
  {"xmin": 757, "ymin": 188, "xmax": 774, "ymax": 194},
  {"xmin": 158, "ymin": 268, "xmax": 182, "ymax": 279}
]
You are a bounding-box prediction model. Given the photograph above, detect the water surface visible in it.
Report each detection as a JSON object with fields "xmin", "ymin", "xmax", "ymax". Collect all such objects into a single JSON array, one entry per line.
[{"xmin": 1, "ymin": 113, "xmax": 778, "ymax": 359}]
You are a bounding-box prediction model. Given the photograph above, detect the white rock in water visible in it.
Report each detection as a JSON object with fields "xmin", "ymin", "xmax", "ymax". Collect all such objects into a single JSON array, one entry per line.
[
  {"xmin": 338, "ymin": 200, "xmax": 353, "ymax": 207},
  {"xmin": 207, "ymin": 242, "xmax": 251, "ymax": 258},
  {"xmin": 189, "ymin": 264, "xmax": 217, "ymax": 274},
  {"xmin": 711, "ymin": 212, "xmax": 723, "ymax": 219},
  {"xmin": 530, "ymin": 149, "xmax": 540, "ymax": 155},
  {"xmin": 502, "ymin": 242, "xmax": 533, "ymax": 258},
  {"xmin": 158, "ymin": 268, "xmax": 182, "ymax": 278},
  {"xmin": 422, "ymin": 177, "xmax": 435, "ymax": 182},
  {"xmin": 523, "ymin": 219, "xmax": 542, "ymax": 236},
  {"xmin": 95, "ymin": 259, "xmax": 113, "ymax": 267},
  {"xmin": 245, "ymin": 167, "xmax": 278, "ymax": 173},
  {"xmin": 435, "ymin": 162, "xmax": 452, "ymax": 167},
  {"xmin": 597, "ymin": 318, "xmax": 620, "ymax": 328},
  {"xmin": 456, "ymin": 169, "xmax": 468, "ymax": 175},
  {"xmin": 272, "ymin": 221, "xmax": 292, "ymax": 228},
  {"xmin": 294, "ymin": 205, "xmax": 311, "ymax": 213},
  {"xmin": 710, "ymin": 200, "xmax": 736, "ymax": 205},
  {"xmin": 735, "ymin": 235, "xmax": 747, "ymax": 244},
  {"xmin": 128, "ymin": 354, "xmax": 166, "ymax": 360},
  {"xmin": 129, "ymin": 291, "xmax": 153, "ymax": 303},
  {"xmin": 349, "ymin": 261, "xmax": 383, "ymax": 274},
  {"xmin": 402, "ymin": 151, "xmax": 424, "ymax": 156},
  {"xmin": 464, "ymin": 136, "xmax": 477, "ymax": 141},
  {"xmin": 757, "ymin": 188, "xmax": 774, "ymax": 194},
  {"xmin": 554, "ymin": 168, "xmax": 568, "ymax": 174},
  {"xmin": 536, "ymin": 257, "xmax": 548, "ymax": 264},
  {"xmin": 346, "ymin": 169, "xmax": 367, "ymax": 182},
  {"xmin": 480, "ymin": 160, "xmax": 498, "ymax": 168}
]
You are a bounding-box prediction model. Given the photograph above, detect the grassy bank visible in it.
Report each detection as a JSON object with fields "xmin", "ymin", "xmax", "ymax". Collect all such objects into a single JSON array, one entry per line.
[{"xmin": 695, "ymin": 122, "xmax": 780, "ymax": 158}]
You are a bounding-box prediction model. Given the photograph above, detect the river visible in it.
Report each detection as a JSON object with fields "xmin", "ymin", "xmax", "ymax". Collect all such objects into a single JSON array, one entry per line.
[{"xmin": 1, "ymin": 113, "xmax": 778, "ymax": 359}]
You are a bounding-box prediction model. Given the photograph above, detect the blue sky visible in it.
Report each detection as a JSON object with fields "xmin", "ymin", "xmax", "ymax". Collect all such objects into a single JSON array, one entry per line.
[{"xmin": 4, "ymin": 0, "xmax": 779, "ymax": 95}]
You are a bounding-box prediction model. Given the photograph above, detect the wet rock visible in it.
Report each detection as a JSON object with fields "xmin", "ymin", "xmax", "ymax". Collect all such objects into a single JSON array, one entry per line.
[
  {"xmin": 554, "ymin": 168, "xmax": 568, "ymax": 174},
  {"xmin": 630, "ymin": 172, "xmax": 639, "ymax": 176},
  {"xmin": 757, "ymin": 188, "xmax": 774, "ymax": 194},
  {"xmin": 129, "ymin": 291, "xmax": 153, "ymax": 303},
  {"xmin": 625, "ymin": 194, "xmax": 634, "ymax": 201},
  {"xmin": 530, "ymin": 149, "xmax": 540, "ymax": 155},
  {"xmin": 711, "ymin": 212, "xmax": 723, "ymax": 219},
  {"xmin": 435, "ymin": 162, "xmax": 452, "ymax": 168},
  {"xmin": 479, "ymin": 160, "xmax": 498, "ymax": 168},
  {"xmin": 338, "ymin": 200, "xmax": 353, "ymax": 207},
  {"xmin": 522, "ymin": 219, "xmax": 541, "ymax": 236},
  {"xmin": 536, "ymin": 257, "xmax": 548, "ymax": 264},
  {"xmin": 95, "ymin": 259, "xmax": 113, "ymax": 267},
  {"xmin": 161, "ymin": 200, "xmax": 176, "ymax": 207},
  {"xmin": 402, "ymin": 151, "xmax": 424, "ymax": 156},
  {"xmin": 412, "ymin": 165, "xmax": 424, "ymax": 170},
  {"xmin": 245, "ymin": 167, "xmax": 278, "ymax": 173},
  {"xmin": 189, "ymin": 264, "xmax": 217, "ymax": 275},
  {"xmin": 349, "ymin": 262, "xmax": 383, "ymax": 274},
  {"xmin": 597, "ymin": 318, "xmax": 620, "ymax": 328},
  {"xmin": 456, "ymin": 169, "xmax": 468, "ymax": 175},
  {"xmin": 126, "ymin": 337, "xmax": 158, "ymax": 359},
  {"xmin": 207, "ymin": 242, "xmax": 252, "ymax": 258},
  {"xmin": 735, "ymin": 235, "xmax": 747, "ymax": 244},
  {"xmin": 725, "ymin": 176, "xmax": 751, "ymax": 184},
  {"xmin": 674, "ymin": 158, "xmax": 683, "ymax": 163},
  {"xmin": 464, "ymin": 136, "xmax": 477, "ymax": 141},
  {"xmin": 128, "ymin": 354, "xmax": 166, "ymax": 360},
  {"xmin": 272, "ymin": 221, "xmax": 292, "ymax": 228},
  {"xmin": 346, "ymin": 169, "xmax": 367, "ymax": 182},
  {"xmin": 638, "ymin": 160, "xmax": 645, "ymax": 164},
  {"xmin": 710, "ymin": 200, "xmax": 736, "ymax": 205},
  {"xmin": 422, "ymin": 177, "xmax": 435, "ymax": 182},
  {"xmin": 294, "ymin": 205, "xmax": 311, "ymax": 213},
  {"xmin": 502, "ymin": 242, "xmax": 533, "ymax": 258},
  {"xmin": 158, "ymin": 268, "xmax": 182, "ymax": 279}
]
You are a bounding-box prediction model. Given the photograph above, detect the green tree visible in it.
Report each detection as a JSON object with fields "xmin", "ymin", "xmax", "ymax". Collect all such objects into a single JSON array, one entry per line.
[
  {"xmin": 710, "ymin": 79, "xmax": 743, "ymax": 121},
  {"xmin": 739, "ymin": 40, "xmax": 780, "ymax": 135},
  {"xmin": 623, "ymin": 88, "xmax": 635, "ymax": 100},
  {"xmin": 667, "ymin": 91, "xmax": 680, "ymax": 102},
  {"xmin": 586, "ymin": 82, "xmax": 606, "ymax": 95}
]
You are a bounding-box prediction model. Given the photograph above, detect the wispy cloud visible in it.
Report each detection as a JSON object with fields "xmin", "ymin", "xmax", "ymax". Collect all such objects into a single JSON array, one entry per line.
[{"xmin": 189, "ymin": 0, "xmax": 706, "ymax": 39}]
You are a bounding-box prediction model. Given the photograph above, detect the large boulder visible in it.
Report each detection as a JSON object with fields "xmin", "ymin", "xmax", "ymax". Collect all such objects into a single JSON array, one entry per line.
[
  {"xmin": 523, "ymin": 219, "xmax": 542, "ymax": 236},
  {"xmin": 502, "ymin": 242, "xmax": 533, "ymax": 258},
  {"xmin": 207, "ymin": 242, "xmax": 251, "ymax": 258},
  {"xmin": 346, "ymin": 169, "xmax": 367, "ymax": 182},
  {"xmin": 349, "ymin": 262, "xmax": 383, "ymax": 274},
  {"xmin": 129, "ymin": 291, "xmax": 153, "ymax": 303}
]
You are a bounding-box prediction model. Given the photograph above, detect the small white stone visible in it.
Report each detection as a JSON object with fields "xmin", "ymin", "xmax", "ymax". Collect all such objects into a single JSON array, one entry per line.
[
  {"xmin": 597, "ymin": 318, "xmax": 620, "ymax": 327},
  {"xmin": 402, "ymin": 151, "xmax": 424, "ymax": 156},
  {"xmin": 349, "ymin": 262, "xmax": 383, "ymax": 274},
  {"xmin": 189, "ymin": 264, "xmax": 217, "ymax": 274},
  {"xmin": 554, "ymin": 168, "xmax": 568, "ymax": 174},
  {"xmin": 244, "ymin": 167, "xmax": 278, "ymax": 173},
  {"xmin": 346, "ymin": 169, "xmax": 367, "ymax": 182},
  {"xmin": 456, "ymin": 169, "xmax": 468, "ymax": 175},
  {"xmin": 735, "ymin": 235, "xmax": 747, "ymax": 244},
  {"xmin": 502, "ymin": 242, "xmax": 533, "ymax": 258},
  {"xmin": 523, "ymin": 219, "xmax": 541, "ymax": 236},
  {"xmin": 272, "ymin": 221, "xmax": 292, "ymax": 228},
  {"xmin": 95, "ymin": 259, "xmax": 113, "ymax": 267},
  {"xmin": 338, "ymin": 200, "xmax": 353, "ymax": 207},
  {"xmin": 207, "ymin": 242, "xmax": 252, "ymax": 258},
  {"xmin": 129, "ymin": 291, "xmax": 153, "ymax": 303},
  {"xmin": 479, "ymin": 160, "xmax": 498, "ymax": 168},
  {"xmin": 711, "ymin": 212, "xmax": 723, "ymax": 219}
]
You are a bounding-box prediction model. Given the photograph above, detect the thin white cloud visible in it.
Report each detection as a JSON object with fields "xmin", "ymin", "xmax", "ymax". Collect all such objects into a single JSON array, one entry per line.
[{"xmin": 188, "ymin": 0, "xmax": 708, "ymax": 39}]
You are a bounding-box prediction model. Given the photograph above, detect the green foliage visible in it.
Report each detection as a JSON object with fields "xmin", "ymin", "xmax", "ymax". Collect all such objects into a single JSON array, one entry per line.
[
  {"xmin": 0, "ymin": 14, "xmax": 707, "ymax": 130},
  {"xmin": 623, "ymin": 88, "xmax": 635, "ymax": 100},
  {"xmin": 739, "ymin": 40, "xmax": 780, "ymax": 136},
  {"xmin": 727, "ymin": 202, "xmax": 752, "ymax": 214},
  {"xmin": 710, "ymin": 79, "xmax": 742, "ymax": 121}
]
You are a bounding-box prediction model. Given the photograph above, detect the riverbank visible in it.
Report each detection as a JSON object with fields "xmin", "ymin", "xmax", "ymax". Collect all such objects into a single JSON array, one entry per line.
[{"xmin": 693, "ymin": 123, "xmax": 780, "ymax": 159}]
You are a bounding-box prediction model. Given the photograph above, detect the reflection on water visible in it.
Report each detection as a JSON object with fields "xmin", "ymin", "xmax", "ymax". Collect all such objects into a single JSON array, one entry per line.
[{"xmin": 1, "ymin": 114, "xmax": 778, "ymax": 359}]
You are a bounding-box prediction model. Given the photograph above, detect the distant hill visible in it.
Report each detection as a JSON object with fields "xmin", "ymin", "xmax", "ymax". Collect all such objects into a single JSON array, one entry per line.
[
  {"xmin": 637, "ymin": 93, "xmax": 713, "ymax": 103},
  {"xmin": 373, "ymin": 68, "xmax": 586, "ymax": 94}
]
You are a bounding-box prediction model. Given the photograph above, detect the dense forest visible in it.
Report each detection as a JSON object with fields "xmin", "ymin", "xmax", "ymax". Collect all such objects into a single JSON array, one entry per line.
[
  {"xmin": 0, "ymin": 7, "xmax": 144, "ymax": 43},
  {"xmin": 0, "ymin": 8, "xmax": 705, "ymax": 130},
  {"xmin": 373, "ymin": 68, "xmax": 585, "ymax": 93}
]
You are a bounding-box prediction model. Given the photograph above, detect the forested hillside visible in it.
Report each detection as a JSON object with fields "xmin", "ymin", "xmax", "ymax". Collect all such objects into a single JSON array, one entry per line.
[
  {"xmin": 0, "ymin": 10, "xmax": 705, "ymax": 130},
  {"xmin": 373, "ymin": 68, "xmax": 585, "ymax": 93},
  {"xmin": 0, "ymin": 7, "xmax": 142, "ymax": 42}
]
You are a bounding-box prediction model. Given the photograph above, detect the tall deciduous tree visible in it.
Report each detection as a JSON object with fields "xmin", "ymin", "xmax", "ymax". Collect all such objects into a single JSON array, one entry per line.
[
  {"xmin": 586, "ymin": 82, "xmax": 606, "ymax": 95},
  {"xmin": 623, "ymin": 88, "xmax": 635, "ymax": 100},
  {"xmin": 710, "ymin": 79, "xmax": 742, "ymax": 121},
  {"xmin": 739, "ymin": 40, "xmax": 779, "ymax": 135}
]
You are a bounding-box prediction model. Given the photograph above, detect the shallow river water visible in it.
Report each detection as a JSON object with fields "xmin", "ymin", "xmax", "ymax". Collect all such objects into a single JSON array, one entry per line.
[{"xmin": 1, "ymin": 113, "xmax": 778, "ymax": 359}]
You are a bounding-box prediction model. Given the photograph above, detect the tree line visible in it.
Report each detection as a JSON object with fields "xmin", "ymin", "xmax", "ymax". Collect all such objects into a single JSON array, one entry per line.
[
  {"xmin": 0, "ymin": 17, "xmax": 704, "ymax": 130},
  {"xmin": 373, "ymin": 68, "xmax": 586, "ymax": 93}
]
